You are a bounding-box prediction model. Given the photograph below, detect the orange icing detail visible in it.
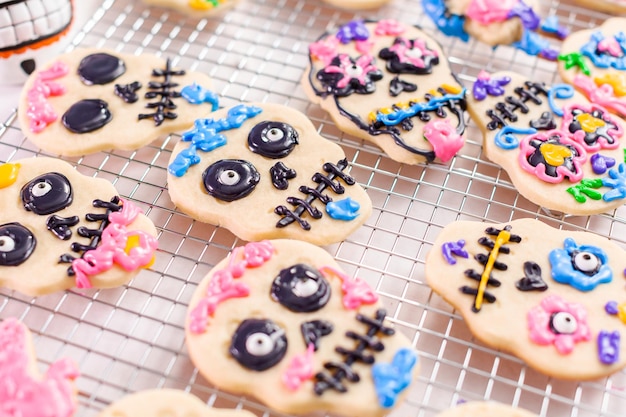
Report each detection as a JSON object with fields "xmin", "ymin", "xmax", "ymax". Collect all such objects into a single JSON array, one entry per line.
[
  {"xmin": 575, "ymin": 113, "xmax": 606, "ymax": 133},
  {"xmin": 618, "ymin": 302, "xmax": 626, "ymax": 324},
  {"xmin": 125, "ymin": 234, "xmax": 155, "ymax": 268},
  {"xmin": 594, "ymin": 72, "xmax": 626, "ymax": 97},
  {"xmin": 188, "ymin": 0, "xmax": 223, "ymax": 10},
  {"xmin": 474, "ymin": 228, "xmax": 511, "ymax": 311},
  {"xmin": 441, "ymin": 83, "xmax": 462, "ymax": 94},
  {"xmin": 0, "ymin": 163, "xmax": 21, "ymax": 189},
  {"xmin": 540, "ymin": 143, "xmax": 572, "ymax": 166}
]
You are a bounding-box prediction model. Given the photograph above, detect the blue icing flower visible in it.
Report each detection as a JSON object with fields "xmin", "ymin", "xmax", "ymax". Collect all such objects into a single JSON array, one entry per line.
[
  {"xmin": 580, "ymin": 31, "xmax": 626, "ymax": 70},
  {"xmin": 326, "ymin": 197, "xmax": 360, "ymax": 221},
  {"xmin": 372, "ymin": 348, "xmax": 417, "ymax": 408},
  {"xmin": 181, "ymin": 83, "xmax": 219, "ymax": 110},
  {"xmin": 602, "ymin": 163, "xmax": 626, "ymax": 202},
  {"xmin": 422, "ymin": 0, "xmax": 469, "ymax": 42},
  {"xmin": 549, "ymin": 238, "xmax": 613, "ymax": 292}
]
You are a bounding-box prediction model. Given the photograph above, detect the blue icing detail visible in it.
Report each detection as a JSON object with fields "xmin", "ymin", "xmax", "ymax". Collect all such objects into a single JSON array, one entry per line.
[
  {"xmin": 494, "ymin": 126, "xmax": 537, "ymax": 150},
  {"xmin": 168, "ymin": 104, "xmax": 263, "ymax": 177},
  {"xmin": 580, "ymin": 31, "xmax": 626, "ymax": 70},
  {"xmin": 326, "ymin": 197, "xmax": 360, "ymax": 221},
  {"xmin": 598, "ymin": 330, "xmax": 620, "ymax": 365},
  {"xmin": 548, "ymin": 84, "xmax": 575, "ymax": 117},
  {"xmin": 376, "ymin": 89, "xmax": 466, "ymax": 126},
  {"xmin": 372, "ymin": 348, "xmax": 417, "ymax": 408},
  {"xmin": 181, "ymin": 83, "xmax": 219, "ymax": 110},
  {"xmin": 549, "ymin": 238, "xmax": 613, "ymax": 292},
  {"xmin": 602, "ymin": 163, "xmax": 626, "ymax": 202},
  {"xmin": 422, "ymin": 0, "xmax": 469, "ymax": 42},
  {"xmin": 541, "ymin": 15, "xmax": 569, "ymax": 39},
  {"xmin": 512, "ymin": 29, "xmax": 558, "ymax": 60}
]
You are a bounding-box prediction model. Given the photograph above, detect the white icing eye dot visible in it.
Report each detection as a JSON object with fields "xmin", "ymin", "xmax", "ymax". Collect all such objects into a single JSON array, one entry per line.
[
  {"xmin": 405, "ymin": 48, "xmax": 424, "ymax": 59},
  {"xmin": 264, "ymin": 128, "xmax": 284, "ymax": 142},
  {"xmin": 31, "ymin": 181, "xmax": 52, "ymax": 197},
  {"xmin": 0, "ymin": 236, "xmax": 16, "ymax": 252},
  {"xmin": 245, "ymin": 332, "xmax": 275, "ymax": 356},
  {"xmin": 573, "ymin": 251, "xmax": 599, "ymax": 273},
  {"xmin": 293, "ymin": 278, "xmax": 320, "ymax": 298},
  {"xmin": 346, "ymin": 64, "xmax": 363, "ymax": 77},
  {"xmin": 218, "ymin": 170, "xmax": 240, "ymax": 186},
  {"xmin": 551, "ymin": 312, "xmax": 578, "ymax": 334}
]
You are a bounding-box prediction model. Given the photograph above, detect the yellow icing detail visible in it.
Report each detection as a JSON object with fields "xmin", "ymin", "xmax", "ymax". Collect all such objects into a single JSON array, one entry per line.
[
  {"xmin": 618, "ymin": 303, "xmax": 626, "ymax": 324},
  {"xmin": 540, "ymin": 143, "xmax": 572, "ymax": 166},
  {"xmin": 125, "ymin": 235, "xmax": 141, "ymax": 254},
  {"xmin": 474, "ymin": 228, "xmax": 511, "ymax": 312},
  {"xmin": 368, "ymin": 111, "xmax": 378, "ymax": 123},
  {"xmin": 575, "ymin": 113, "xmax": 605, "ymax": 133},
  {"xmin": 594, "ymin": 72, "xmax": 626, "ymax": 97},
  {"xmin": 188, "ymin": 0, "xmax": 221, "ymax": 10},
  {"xmin": 0, "ymin": 163, "xmax": 20, "ymax": 189},
  {"xmin": 441, "ymin": 83, "xmax": 462, "ymax": 94},
  {"xmin": 428, "ymin": 89, "xmax": 442, "ymax": 97}
]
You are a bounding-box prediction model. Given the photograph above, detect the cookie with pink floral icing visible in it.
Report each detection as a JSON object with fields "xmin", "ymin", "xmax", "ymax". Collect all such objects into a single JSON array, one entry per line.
[
  {"xmin": 98, "ymin": 389, "xmax": 255, "ymax": 417},
  {"xmin": 436, "ymin": 402, "xmax": 537, "ymax": 417},
  {"xmin": 142, "ymin": 0, "xmax": 239, "ymax": 16},
  {"xmin": 0, "ymin": 318, "xmax": 79, "ymax": 417},
  {"xmin": 0, "ymin": 157, "xmax": 158, "ymax": 296},
  {"xmin": 18, "ymin": 47, "xmax": 217, "ymax": 156},
  {"xmin": 186, "ymin": 239, "xmax": 419, "ymax": 417},
  {"xmin": 426, "ymin": 218, "xmax": 626, "ymax": 380},
  {"xmin": 303, "ymin": 19, "xmax": 467, "ymax": 166},
  {"xmin": 467, "ymin": 70, "xmax": 626, "ymax": 215}
]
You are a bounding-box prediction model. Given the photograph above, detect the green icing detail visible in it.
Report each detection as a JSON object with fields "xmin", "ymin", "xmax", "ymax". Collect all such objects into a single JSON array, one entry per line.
[
  {"xmin": 558, "ymin": 52, "xmax": 591, "ymax": 76},
  {"xmin": 566, "ymin": 178, "xmax": 604, "ymax": 203}
]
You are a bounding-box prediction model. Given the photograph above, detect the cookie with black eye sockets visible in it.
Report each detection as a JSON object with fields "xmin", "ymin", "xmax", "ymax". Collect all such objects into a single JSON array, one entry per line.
[
  {"xmin": 185, "ymin": 239, "xmax": 419, "ymax": 417},
  {"xmin": 436, "ymin": 402, "xmax": 538, "ymax": 417},
  {"xmin": 167, "ymin": 102, "xmax": 372, "ymax": 245},
  {"xmin": 0, "ymin": 157, "xmax": 158, "ymax": 296},
  {"xmin": 18, "ymin": 47, "xmax": 218, "ymax": 156}
]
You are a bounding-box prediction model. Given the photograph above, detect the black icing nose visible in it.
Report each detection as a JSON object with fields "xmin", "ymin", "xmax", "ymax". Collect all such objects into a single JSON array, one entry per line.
[{"xmin": 20, "ymin": 59, "xmax": 36, "ymax": 75}]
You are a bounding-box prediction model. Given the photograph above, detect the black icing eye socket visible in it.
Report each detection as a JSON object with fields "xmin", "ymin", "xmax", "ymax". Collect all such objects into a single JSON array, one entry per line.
[
  {"xmin": 571, "ymin": 251, "xmax": 601, "ymax": 275},
  {"xmin": 21, "ymin": 172, "xmax": 73, "ymax": 215},
  {"xmin": 0, "ymin": 223, "xmax": 36, "ymax": 266},
  {"xmin": 247, "ymin": 121, "xmax": 299, "ymax": 158},
  {"xmin": 77, "ymin": 53, "xmax": 126, "ymax": 85},
  {"xmin": 202, "ymin": 159, "xmax": 260, "ymax": 202},
  {"xmin": 549, "ymin": 312, "xmax": 578, "ymax": 335},
  {"xmin": 271, "ymin": 264, "xmax": 331, "ymax": 312},
  {"xmin": 229, "ymin": 319, "xmax": 288, "ymax": 371}
]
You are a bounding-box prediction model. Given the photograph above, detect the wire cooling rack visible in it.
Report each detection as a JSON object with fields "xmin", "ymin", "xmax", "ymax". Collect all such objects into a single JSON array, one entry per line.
[{"xmin": 1, "ymin": 0, "xmax": 626, "ymax": 416}]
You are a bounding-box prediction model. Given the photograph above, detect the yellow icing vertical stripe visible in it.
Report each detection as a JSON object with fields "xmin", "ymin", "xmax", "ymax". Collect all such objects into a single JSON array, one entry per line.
[{"xmin": 474, "ymin": 229, "xmax": 511, "ymax": 311}]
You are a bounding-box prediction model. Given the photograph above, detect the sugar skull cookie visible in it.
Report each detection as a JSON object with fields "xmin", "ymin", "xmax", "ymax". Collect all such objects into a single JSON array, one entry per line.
[
  {"xmin": 571, "ymin": 0, "xmax": 626, "ymax": 14},
  {"xmin": 142, "ymin": 0, "xmax": 239, "ymax": 16},
  {"xmin": 0, "ymin": 318, "xmax": 79, "ymax": 417},
  {"xmin": 0, "ymin": 157, "xmax": 158, "ymax": 296},
  {"xmin": 167, "ymin": 103, "xmax": 372, "ymax": 245},
  {"xmin": 436, "ymin": 402, "xmax": 537, "ymax": 417},
  {"xmin": 303, "ymin": 19, "xmax": 467, "ymax": 166},
  {"xmin": 321, "ymin": 0, "xmax": 392, "ymax": 9},
  {"xmin": 186, "ymin": 239, "xmax": 419, "ymax": 417},
  {"xmin": 98, "ymin": 389, "xmax": 255, "ymax": 417},
  {"xmin": 426, "ymin": 218, "xmax": 626, "ymax": 380},
  {"xmin": 559, "ymin": 18, "xmax": 626, "ymax": 121},
  {"xmin": 467, "ymin": 70, "xmax": 626, "ymax": 215},
  {"xmin": 0, "ymin": 0, "xmax": 73, "ymax": 84},
  {"xmin": 18, "ymin": 47, "xmax": 218, "ymax": 156}
]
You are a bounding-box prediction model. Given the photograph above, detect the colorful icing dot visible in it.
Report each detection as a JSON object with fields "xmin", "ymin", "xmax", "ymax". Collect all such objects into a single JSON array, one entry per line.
[
  {"xmin": 590, "ymin": 153, "xmax": 616, "ymax": 175},
  {"xmin": 598, "ymin": 330, "xmax": 620, "ymax": 365},
  {"xmin": 0, "ymin": 163, "xmax": 20, "ymax": 189},
  {"xmin": 326, "ymin": 197, "xmax": 361, "ymax": 221}
]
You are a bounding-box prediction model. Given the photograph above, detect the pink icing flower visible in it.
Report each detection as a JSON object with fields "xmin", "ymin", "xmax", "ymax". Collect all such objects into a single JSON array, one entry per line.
[
  {"xmin": 560, "ymin": 103, "xmax": 623, "ymax": 152},
  {"xmin": 26, "ymin": 61, "xmax": 69, "ymax": 133},
  {"xmin": 423, "ymin": 119, "xmax": 464, "ymax": 162},
  {"xmin": 0, "ymin": 318, "xmax": 79, "ymax": 417},
  {"xmin": 374, "ymin": 19, "xmax": 406, "ymax": 36},
  {"xmin": 387, "ymin": 38, "xmax": 438, "ymax": 69},
  {"xmin": 282, "ymin": 343, "xmax": 315, "ymax": 391},
  {"xmin": 319, "ymin": 266, "xmax": 378, "ymax": 309},
  {"xmin": 323, "ymin": 54, "xmax": 382, "ymax": 91},
  {"xmin": 527, "ymin": 294, "xmax": 592, "ymax": 354},
  {"xmin": 466, "ymin": 0, "xmax": 518, "ymax": 24},
  {"xmin": 309, "ymin": 36, "xmax": 340, "ymax": 66}
]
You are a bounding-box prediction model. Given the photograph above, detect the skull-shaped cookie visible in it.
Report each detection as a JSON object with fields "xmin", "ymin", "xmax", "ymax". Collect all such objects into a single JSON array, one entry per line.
[
  {"xmin": 0, "ymin": 0, "xmax": 73, "ymax": 85},
  {"xmin": 98, "ymin": 389, "xmax": 256, "ymax": 417},
  {"xmin": 426, "ymin": 218, "xmax": 626, "ymax": 380},
  {"xmin": 559, "ymin": 18, "xmax": 626, "ymax": 120},
  {"xmin": 468, "ymin": 70, "xmax": 626, "ymax": 215},
  {"xmin": 167, "ymin": 103, "xmax": 372, "ymax": 245},
  {"xmin": 186, "ymin": 239, "xmax": 419, "ymax": 417},
  {"xmin": 17, "ymin": 47, "xmax": 218, "ymax": 156},
  {"xmin": 142, "ymin": 0, "xmax": 239, "ymax": 16},
  {"xmin": 436, "ymin": 401, "xmax": 538, "ymax": 417},
  {"xmin": 0, "ymin": 157, "xmax": 158, "ymax": 296},
  {"xmin": 303, "ymin": 19, "xmax": 467, "ymax": 166}
]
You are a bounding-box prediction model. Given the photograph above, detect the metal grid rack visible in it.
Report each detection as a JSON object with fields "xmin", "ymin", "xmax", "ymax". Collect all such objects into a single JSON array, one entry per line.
[{"xmin": 1, "ymin": 0, "xmax": 625, "ymax": 416}]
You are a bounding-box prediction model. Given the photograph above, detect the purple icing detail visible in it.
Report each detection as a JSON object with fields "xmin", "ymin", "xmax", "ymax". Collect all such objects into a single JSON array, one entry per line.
[
  {"xmin": 442, "ymin": 239, "xmax": 468, "ymax": 265},
  {"xmin": 591, "ymin": 154, "xmax": 616, "ymax": 175},
  {"xmin": 598, "ymin": 330, "xmax": 620, "ymax": 365},
  {"xmin": 606, "ymin": 301, "xmax": 619, "ymax": 315},
  {"xmin": 336, "ymin": 20, "xmax": 370, "ymax": 44},
  {"xmin": 512, "ymin": 30, "xmax": 558, "ymax": 61},
  {"xmin": 540, "ymin": 16, "xmax": 569, "ymax": 40},
  {"xmin": 541, "ymin": 48, "xmax": 559, "ymax": 61},
  {"xmin": 507, "ymin": 0, "xmax": 540, "ymax": 31},
  {"xmin": 473, "ymin": 72, "xmax": 511, "ymax": 101}
]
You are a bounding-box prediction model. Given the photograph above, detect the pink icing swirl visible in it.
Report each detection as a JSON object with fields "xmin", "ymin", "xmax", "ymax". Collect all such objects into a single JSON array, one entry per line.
[
  {"xmin": 188, "ymin": 241, "xmax": 274, "ymax": 334},
  {"xmin": 423, "ymin": 119, "xmax": 464, "ymax": 162},
  {"xmin": 72, "ymin": 198, "xmax": 158, "ymax": 289},
  {"xmin": 25, "ymin": 61, "xmax": 69, "ymax": 133},
  {"xmin": 466, "ymin": 0, "xmax": 517, "ymax": 24},
  {"xmin": 374, "ymin": 19, "xmax": 406, "ymax": 36},
  {"xmin": 573, "ymin": 74, "xmax": 626, "ymax": 118},
  {"xmin": 282, "ymin": 343, "xmax": 315, "ymax": 391},
  {"xmin": 309, "ymin": 36, "xmax": 340, "ymax": 66},
  {"xmin": 598, "ymin": 37, "xmax": 623, "ymax": 57},
  {"xmin": 319, "ymin": 266, "xmax": 378, "ymax": 309},
  {"xmin": 324, "ymin": 54, "xmax": 379, "ymax": 90},
  {"xmin": 0, "ymin": 318, "xmax": 79, "ymax": 417}
]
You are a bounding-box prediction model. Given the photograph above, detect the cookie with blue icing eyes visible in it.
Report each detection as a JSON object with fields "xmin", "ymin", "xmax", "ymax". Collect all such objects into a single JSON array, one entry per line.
[
  {"xmin": 166, "ymin": 102, "xmax": 372, "ymax": 245},
  {"xmin": 303, "ymin": 19, "xmax": 467, "ymax": 166},
  {"xmin": 185, "ymin": 239, "xmax": 419, "ymax": 417},
  {"xmin": 467, "ymin": 70, "xmax": 626, "ymax": 215},
  {"xmin": 0, "ymin": 157, "xmax": 158, "ymax": 296},
  {"xmin": 17, "ymin": 47, "xmax": 218, "ymax": 156},
  {"xmin": 426, "ymin": 218, "xmax": 626, "ymax": 380}
]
